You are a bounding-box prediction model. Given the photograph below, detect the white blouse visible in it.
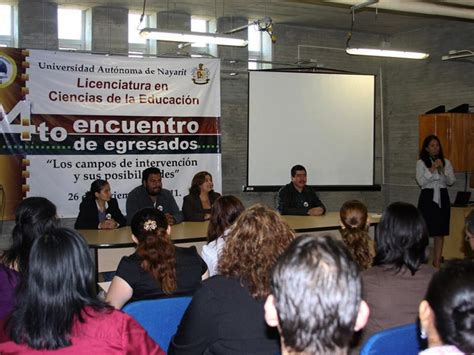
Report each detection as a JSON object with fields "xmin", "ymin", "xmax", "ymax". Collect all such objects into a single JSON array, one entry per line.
[
  {"xmin": 419, "ymin": 345, "xmax": 463, "ymax": 354},
  {"xmin": 416, "ymin": 159, "xmax": 456, "ymax": 207},
  {"xmin": 201, "ymin": 229, "xmax": 230, "ymax": 277}
]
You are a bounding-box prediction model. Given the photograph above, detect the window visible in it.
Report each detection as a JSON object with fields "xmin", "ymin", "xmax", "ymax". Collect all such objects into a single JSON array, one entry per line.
[
  {"xmin": 58, "ymin": 8, "xmax": 86, "ymax": 50},
  {"xmin": 0, "ymin": 4, "xmax": 16, "ymax": 47},
  {"xmin": 190, "ymin": 17, "xmax": 217, "ymax": 57},
  {"xmin": 248, "ymin": 21, "xmax": 272, "ymax": 69},
  {"xmin": 191, "ymin": 18, "xmax": 207, "ymax": 48},
  {"xmin": 128, "ymin": 12, "xmax": 156, "ymax": 56}
]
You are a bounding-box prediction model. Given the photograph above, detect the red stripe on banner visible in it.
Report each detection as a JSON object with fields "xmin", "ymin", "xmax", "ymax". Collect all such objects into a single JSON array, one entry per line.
[{"xmin": 30, "ymin": 115, "xmax": 221, "ymax": 135}]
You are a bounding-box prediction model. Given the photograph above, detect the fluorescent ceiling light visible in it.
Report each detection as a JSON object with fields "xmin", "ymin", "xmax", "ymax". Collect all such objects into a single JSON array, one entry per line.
[
  {"xmin": 140, "ymin": 28, "xmax": 248, "ymax": 47},
  {"xmin": 346, "ymin": 47, "xmax": 429, "ymax": 59},
  {"xmin": 346, "ymin": 48, "xmax": 429, "ymax": 59},
  {"xmin": 441, "ymin": 49, "xmax": 474, "ymax": 61}
]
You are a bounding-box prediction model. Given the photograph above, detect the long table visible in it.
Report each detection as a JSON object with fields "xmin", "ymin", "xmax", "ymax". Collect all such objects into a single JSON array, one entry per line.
[
  {"xmin": 82, "ymin": 221, "xmax": 209, "ymax": 249},
  {"xmin": 80, "ymin": 212, "xmax": 381, "ymax": 285},
  {"xmin": 82, "ymin": 212, "xmax": 381, "ymax": 246}
]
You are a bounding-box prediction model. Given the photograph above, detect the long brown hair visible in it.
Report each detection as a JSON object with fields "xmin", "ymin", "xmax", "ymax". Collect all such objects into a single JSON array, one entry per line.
[
  {"xmin": 207, "ymin": 195, "xmax": 245, "ymax": 244},
  {"xmin": 219, "ymin": 204, "xmax": 295, "ymax": 299},
  {"xmin": 131, "ymin": 208, "xmax": 177, "ymax": 294},
  {"xmin": 340, "ymin": 200, "xmax": 372, "ymax": 270}
]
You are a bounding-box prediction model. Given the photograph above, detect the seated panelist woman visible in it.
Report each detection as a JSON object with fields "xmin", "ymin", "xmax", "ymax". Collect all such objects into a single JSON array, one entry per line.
[
  {"xmin": 74, "ymin": 179, "xmax": 126, "ymax": 230},
  {"xmin": 182, "ymin": 171, "xmax": 221, "ymax": 221}
]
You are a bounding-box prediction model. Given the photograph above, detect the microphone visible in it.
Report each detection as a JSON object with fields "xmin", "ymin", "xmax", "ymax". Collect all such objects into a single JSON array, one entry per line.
[{"xmin": 431, "ymin": 155, "xmax": 444, "ymax": 174}]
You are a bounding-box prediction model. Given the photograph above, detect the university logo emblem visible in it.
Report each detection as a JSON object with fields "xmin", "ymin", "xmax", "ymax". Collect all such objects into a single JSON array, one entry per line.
[
  {"xmin": 191, "ymin": 63, "xmax": 210, "ymax": 85},
  {"xmin": 0, "ymin": 53, "xmax": 17, "ymax": 89}
]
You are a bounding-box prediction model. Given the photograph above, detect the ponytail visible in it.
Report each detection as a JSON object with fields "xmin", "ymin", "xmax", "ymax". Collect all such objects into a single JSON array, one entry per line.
[
  {"xmin": 131, "ymin": 209, "xmax": 177, "ymax": 294},
  {"xmin": 136, "ymin": 228, "xmax": 177, "ymax": 294},
  {"xmin": 85, "ymin": 179, "xmax": 108, "ymax": 201},
  {"xmin": 340, "ymin": 227, "xmax": 371, "ymax": 270},
  {"xmin": 339, "ymin": 200, "xmax": 371, "ymax": 270}
]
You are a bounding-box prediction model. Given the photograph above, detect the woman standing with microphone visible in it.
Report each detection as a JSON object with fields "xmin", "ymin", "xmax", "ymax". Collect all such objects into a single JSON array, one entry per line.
[{"xmin": 416, "ymin": 135, "xmax": 455, "ymax": 268}]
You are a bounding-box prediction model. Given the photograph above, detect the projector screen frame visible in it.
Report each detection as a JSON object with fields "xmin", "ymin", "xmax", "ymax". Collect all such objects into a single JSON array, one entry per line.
[{"xmin": 244, "ymin": 68, "xmax": 380, "ymax": 193}]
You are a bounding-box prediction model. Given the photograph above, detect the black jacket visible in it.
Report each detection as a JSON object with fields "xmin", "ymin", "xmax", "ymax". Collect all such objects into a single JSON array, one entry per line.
[
  {"xmin": 277, "ymin": 183, "xmax": 326, "ymax": 215},
  {"xmin": 74, "ymin": 197, "xmax": 126, "ymax": 229},
  {"xmin": 182, "ymin": 191, "xmax": 221, "ymax": 221}
]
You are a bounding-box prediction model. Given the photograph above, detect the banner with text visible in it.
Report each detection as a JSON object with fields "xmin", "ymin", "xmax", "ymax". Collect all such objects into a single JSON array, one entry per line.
[{"xmin": 0, "ymin": 48, "xmax": 221, "ymax": 219}]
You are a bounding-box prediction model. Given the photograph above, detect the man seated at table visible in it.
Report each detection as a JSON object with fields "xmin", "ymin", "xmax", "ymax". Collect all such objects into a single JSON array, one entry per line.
[
  {"xmin": 126, "ymin": 167, "xmax": 183, "ymax": 225},
  {"xmin": 264, "ymin": 235, "xmax": 370, "ymax": 355},
  {"xmin": 277, "ymin": 164, "xmax": 325, "ymax": 216}
]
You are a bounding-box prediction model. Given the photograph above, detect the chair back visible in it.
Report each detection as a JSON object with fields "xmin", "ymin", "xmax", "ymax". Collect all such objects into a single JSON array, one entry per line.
[
  {"xmin": 122, "ymin": 296, "xmax": 192, "ymax": 352},
  {"xmin": 360, "ymin": 323, "xmax": 423, "ymax": 355}
]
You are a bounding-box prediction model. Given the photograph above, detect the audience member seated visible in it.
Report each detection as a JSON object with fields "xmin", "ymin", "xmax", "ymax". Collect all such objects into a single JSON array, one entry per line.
[
  {"xmin": 74, "ymin": 179, "xmax": 126, "ymax": 229},
  {"xmin": 182, "ymin": 171, "xmax": 221, "ymax": 221},
  {"xmin": 340, "ymin": 200, "xmax": 372, "ymax": 270},
  {"xmin": 106, "ymin": 208, "xmax": 208, "ymax": 309},
  {"xmin": 169, "ymin": 204, "xmax": 295, "ymax": 354},
  {"xmin": 201, "ymin": 195, "xmax": 245, "ymax": 276},
  {"xmin": 264, "ymin": 235, "xmax": 370, "ymax": 355},
  {"xmin": 0, "ymin": 228, "xmax": 164, "ymax": 354},
  {"xmin": 0, "ymin": 197, "xmax": 58, "ymax": 320},
  {"xmin": 465, "ymin": 210, "xmax": 474, "ymax": 251},
  {"xmin": 126, "ymin": 167, "xmax": 183, "ymax": 225},
  {"xmin": 361, "ymin": 202, "xmax": 435, "ymax": 342},
  {"xmin": 277, "ymin": 164, "xmax": 325, "ymax": 216},
  {"xmin": 419, "ymin": 259, "xmax": 474, "ymax": 355}
]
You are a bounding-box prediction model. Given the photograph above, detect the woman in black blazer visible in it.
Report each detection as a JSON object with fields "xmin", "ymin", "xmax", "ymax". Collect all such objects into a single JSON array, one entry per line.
[
  {"xmin": 182, "ymin": 171, "xmax": 221, "ymax": 221},
  {"xmin": 74, "ymin": 179, "xmax": 126, "ymax": 229}
]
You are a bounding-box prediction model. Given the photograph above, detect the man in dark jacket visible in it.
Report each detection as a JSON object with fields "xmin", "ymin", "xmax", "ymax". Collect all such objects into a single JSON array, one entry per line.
[
  {"xmin": 277, "ymin": 164, "xmax": 325, "ymax": 216},
  {"xmin": 126, "ymin": 167, "xmax": 183, "ymax": 225}
]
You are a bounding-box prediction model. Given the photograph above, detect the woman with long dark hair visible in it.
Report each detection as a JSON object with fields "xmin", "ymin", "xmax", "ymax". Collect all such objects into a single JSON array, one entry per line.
[
  {"xmin": 170, "ymin": 204, "xmax": 295, "ymax": 354},
  {"xmin": 74, "ymin": 179, "xmax": 126, "ymax": 230},
  {"xmin": 339, "ymin": 200, "xmax": 372, "ymax": 270},
  {"xmin": 419, "ymin": 259, "xmax": 474, "ymax": 354},
  {"xmin": 201, "ymin": 195, "xmax": 245, "ymax": 276},
  {"xmin": 0, "ymin": 197, "xmax": 58, "ymax": 320},
  {"xmin": 361, "ymin": 202, "xmax": 436, "ymax": 341},
  {"xmin": 106, "ymin": 208, "xmax": 208, "ymax": 309},
  {"xmin": 0, "ymin": 228, "xmax": 164, "ymax": 353},
  {"xmin": 182, "ymin": 171, "xmax": 221, "ymax": 221},
  {"xmin": 416, "ymin": 135, "xmax": 455, "ymax": 268}
]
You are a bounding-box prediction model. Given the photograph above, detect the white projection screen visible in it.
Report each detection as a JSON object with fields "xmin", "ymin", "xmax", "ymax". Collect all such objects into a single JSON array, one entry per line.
[{"xmin": 247, "ymin": 71, "xmax": 375, "ymax": 190}]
